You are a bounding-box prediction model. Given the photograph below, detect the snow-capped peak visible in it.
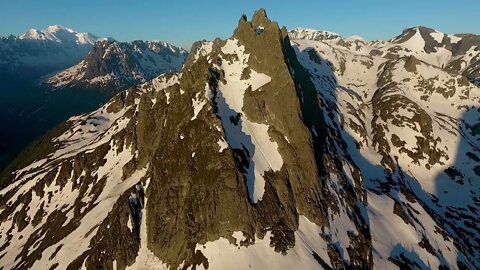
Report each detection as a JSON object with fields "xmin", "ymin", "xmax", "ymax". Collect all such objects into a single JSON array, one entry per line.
[
  {"xmin": 404, "ymin": 25, "xmax": 438, "ymax": 34},
  {"xmin": 19, "ymin": 25, "xmax": 99, "ymax": 45},
  {"xmin": 147, "ymin": 40, "xmax": 188, "ymax": 54},
  {"xmin": 19, "ymin": 29, "xmax": 47, "ymax": 40},
  {"xmin": 345, "ymin": 35, "xmax": 365, "ymax": 42},
  {"xmin": 392, "ymin": 25, "xmax": 446, "ymax": 43},
  {"xmin": 46, "ymin": 24, "xmax": 74, "ymax": 33}
]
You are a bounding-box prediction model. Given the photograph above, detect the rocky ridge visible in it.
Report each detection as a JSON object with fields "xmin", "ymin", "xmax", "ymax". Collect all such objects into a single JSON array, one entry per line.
[{"xmin": 45, "ymin": 40, "xmax": 188, "ymax": 91}]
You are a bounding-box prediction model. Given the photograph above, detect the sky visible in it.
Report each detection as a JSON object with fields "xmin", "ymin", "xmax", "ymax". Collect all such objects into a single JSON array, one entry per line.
[{"xmin": 0, "ymin": 0, "xmax": 479, "ymax": 50}]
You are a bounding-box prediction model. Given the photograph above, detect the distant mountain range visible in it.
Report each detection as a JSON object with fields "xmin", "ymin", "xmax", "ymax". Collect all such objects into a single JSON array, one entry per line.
[
  {"xmin": 45, "ymin": 39, "xmax": 188, "ymax": 91},
  {"xmin": 19, "ymin": 25, "xmax": 99, "ymax": 44},
  {"xmin": 289, "ymin": 26, "xmax": 480, "ymax": 85},
  {"xmin": 0, "ymin": 25, "xmax": 187, "ymax": 173},
  {"xmin": 0, "ymin": 25, "xmax": 188, "ymax": 90},
  {"xmin": 0, "ymin": 25, "xmax": 100, "ymax": 78}
]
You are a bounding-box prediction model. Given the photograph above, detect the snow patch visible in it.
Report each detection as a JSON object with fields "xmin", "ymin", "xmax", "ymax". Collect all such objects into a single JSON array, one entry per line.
[
  {"xmin": 217, "ymin": 138, "xmax": 228, "ymax": 152},
  {"xmin": 127, "ymin": 215, "xmax": 133, "ymax": 231},
  {"xmin": 191, "ymin": 91, "xmax": 207, "ymax": 121},
  {"xmin": 215, "ymin": 38, "xmax": 283, "ymax": 202},
  {"xmin": 195, "ymin": 216, "xmax": 330, "ymax": 269},
  {"xmin": 430, "ymin": 31, "xmax": 444, "ymax": 43}
]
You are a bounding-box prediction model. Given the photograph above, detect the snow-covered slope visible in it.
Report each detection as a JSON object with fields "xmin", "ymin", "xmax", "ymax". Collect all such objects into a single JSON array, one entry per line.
[
  {"xmin": 377, "ymin": 26, "xmax": 480, "ymax": 84},
  {"xmin": 289, "ymin": 26, "xmax": 480, "ymax": 85},
  {"xmin": 0, "ymin": 25, "xmax": 101, "ymax": 76},
  {"xmin": 292, "ymin": 24, "xmax": 480, "ymax": 269},
  {"xmin": 45, "ymin": 40, "xmax": 188, "ymax": 91}
]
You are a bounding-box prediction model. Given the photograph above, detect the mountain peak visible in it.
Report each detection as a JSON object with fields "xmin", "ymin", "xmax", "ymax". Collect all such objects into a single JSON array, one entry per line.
[
  {"xmin": 19, "ymin": 25, "xmax": 99, "ymax": 45},
  {"xmin": 396, "ymin": 25, "xmax": 446, "ymax": 39},
  {"xmin": 19, "ymin": 28, "xmax": 44, "ymax": 40},
  {"xmin": 254, "ymin": 7, "xmax": 267, "ymax": 17},
  {"xmin": 252, "ymin": 8, "xmax": 269, "ymax": 26},
  {"xmin": 400, "ymin": 25, "xmax": 439, "ymax": 36},
  {"xmin": 234, "ymin": 8, "xmax": 281, "ymax": 42},
  {"xmin": 45, "ymin": 24, "xmax": 73, "ymax": 33},
  {"xmin": 345, "ymin": 34, "xmax": 365, "ymax": 42}
]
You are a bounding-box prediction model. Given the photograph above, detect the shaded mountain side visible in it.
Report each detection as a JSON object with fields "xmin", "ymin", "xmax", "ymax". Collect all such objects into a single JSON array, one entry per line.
[
  {"xmin": 0, "ymin": 26, "xmax": 102, "ymax": 173},
  {"xmin": 0, "ymin": 37, "xmax": 186, "ymax": 174},
  {"xmin": 0, "ymin": 83, "xmax": 111, "ymax": 175},
  {"xmin": 374, "ymin": 106, "xmax": 480, "ymax": 270}
]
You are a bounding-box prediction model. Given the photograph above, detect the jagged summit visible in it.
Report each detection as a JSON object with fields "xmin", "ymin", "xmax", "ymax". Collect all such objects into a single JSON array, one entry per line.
[{"xmin": 251, "ymin": 8, "xmax": 270, "ymax": 26}]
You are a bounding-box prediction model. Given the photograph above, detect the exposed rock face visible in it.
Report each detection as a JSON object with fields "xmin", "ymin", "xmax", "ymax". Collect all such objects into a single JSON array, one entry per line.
[
  {"xmin": 0, "ymin": 9, "xmax": 479, "ymax": 270},
  {"xmin": 45, "ymin": 40, "xmax": 188, "ymax": 91}
]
